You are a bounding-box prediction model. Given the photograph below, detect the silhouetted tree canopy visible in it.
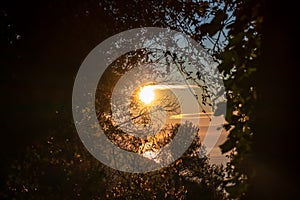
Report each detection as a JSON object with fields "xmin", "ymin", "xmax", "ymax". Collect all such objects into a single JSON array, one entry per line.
[{"xmin": 1, "ymin": 0, "xmax": 276, "ymax": 199}]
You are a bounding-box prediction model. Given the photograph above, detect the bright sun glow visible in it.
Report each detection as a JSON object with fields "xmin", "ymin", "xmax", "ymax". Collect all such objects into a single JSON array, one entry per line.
[{"xmin": 139, "ymin": 86, "xmax": 155, "ymax": 104}]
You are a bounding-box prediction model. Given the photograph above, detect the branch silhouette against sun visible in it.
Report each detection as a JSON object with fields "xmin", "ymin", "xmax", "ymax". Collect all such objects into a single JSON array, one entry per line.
[{"xmin": 94, "ymin": 48, "xmax": 213, "ymax": 161}]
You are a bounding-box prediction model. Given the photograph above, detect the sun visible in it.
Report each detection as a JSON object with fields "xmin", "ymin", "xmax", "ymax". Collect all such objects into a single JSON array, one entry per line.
[{"xmin": 139, "ymin": 86, "xmax": 155, "ymax": 104}]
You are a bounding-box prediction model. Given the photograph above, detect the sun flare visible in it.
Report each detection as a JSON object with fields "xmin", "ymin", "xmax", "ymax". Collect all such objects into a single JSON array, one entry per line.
[{"xmin": 139, "ymin": 86, "xmax": 155, "ymax": 104}]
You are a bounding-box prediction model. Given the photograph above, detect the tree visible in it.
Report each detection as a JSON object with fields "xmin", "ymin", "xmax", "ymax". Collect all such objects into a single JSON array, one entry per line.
[
  {"xmin": 4, "ymin": 111, "xmax": 227, "ymax": 199},
  {"xmin": 2, "ymin": 0, "xmax": 264, "ymax": 199},
  {"xmin": 100, "ymin": 0, "xmax": 263, "ymax": 198}
]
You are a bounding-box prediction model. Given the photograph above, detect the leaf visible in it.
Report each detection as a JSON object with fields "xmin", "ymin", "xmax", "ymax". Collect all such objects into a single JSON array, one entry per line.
[
  {"xmin": 212, "ymin": 10, "xmax": 228, "ymax": 25},
  {"xmin": 223, "ymin": 124, "xmax": 232, "ymax": 131},
  {"xmin": 225, "ymin": 104, "xmax": 233, "ymax": 122},
  {"xmin": 220, "ymin": 137, "xmax": 236, "ymax": 153},
  {"xmin": 199, "ymin": 23, "xmax": 220, "ymax": 37},
  {"xmin": 226, "ymin": 182, "xmax": 248, "ymax": 198},
  {"xmin": 228, "ymin": 32, "xmax": 245, "ymax": 47},
  {"xmin": 201, "ymin": 9, "xmax": 228, "ymax": 37}
]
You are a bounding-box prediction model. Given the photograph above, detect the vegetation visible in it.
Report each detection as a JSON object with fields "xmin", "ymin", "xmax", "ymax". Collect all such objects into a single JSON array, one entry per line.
[
  {"xmin": 1, "ymin": 0, "xmax": 264, "ymax": 199},
  {"xmin": 4, "ymin": 114, "xmax": 227, "ymax": 199}
]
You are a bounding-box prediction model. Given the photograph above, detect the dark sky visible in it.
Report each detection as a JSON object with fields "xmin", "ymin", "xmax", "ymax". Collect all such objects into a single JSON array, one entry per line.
[{"xmin": 1, "ymin": 0, "xmax": 116, "ymax": 182}]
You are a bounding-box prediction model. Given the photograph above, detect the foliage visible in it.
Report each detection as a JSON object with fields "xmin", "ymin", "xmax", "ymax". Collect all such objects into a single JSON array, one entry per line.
[
  {"xmin": 2, "ymin": 0, "xmax": 263, "ymax": 199},
  {"xmin": 99, "ymin": 0, "xmax": 263, "ymax": 198},
  {"xmin": 215, "ymin": 1, "xmax": 262, "ymax": 198},
  {"xmin": 3, "ymin": 115, "xmax": 227, "ymax": 199}
]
